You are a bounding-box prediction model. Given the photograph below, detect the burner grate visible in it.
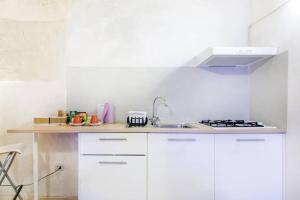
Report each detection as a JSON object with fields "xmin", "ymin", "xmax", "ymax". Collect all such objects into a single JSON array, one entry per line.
[{"xmin": 200, "ymin": 120, "xmax": 264, "ymax": 128}]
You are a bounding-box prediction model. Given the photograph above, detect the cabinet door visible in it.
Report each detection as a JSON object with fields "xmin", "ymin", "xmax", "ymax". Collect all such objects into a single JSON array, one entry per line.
[
  {"xmin": 148, "ymin": 133, "xmax": 214, "ymax": 200},
  {"xmin": 78, "ymin": 155, "xmax": 146, "ymax": 200},
  {"xmin": 215, "ymin": 134, "xmax": 283, "ymax": 200}
]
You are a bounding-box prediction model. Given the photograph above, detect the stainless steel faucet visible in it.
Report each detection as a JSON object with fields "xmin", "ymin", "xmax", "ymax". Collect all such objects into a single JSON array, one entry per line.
[{"xmin": 150, "ymin": 96, "xmax": 168, "ymax": 127}]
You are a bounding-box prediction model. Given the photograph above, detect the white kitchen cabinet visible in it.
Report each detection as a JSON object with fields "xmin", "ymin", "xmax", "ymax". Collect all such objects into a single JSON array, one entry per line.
[
  {"xmin": 79, "ymin": 155, "xmax": 146, "ymax": 200},
  {"xmin": 215, "ymin": 134, "xmax": 284, "ymax": 200},
  {"xmin": 148, "ymin": 133, "xmax": 214, "ymax": 200},
  {"xmin": 78, "ymin": 133, "xmax": 147, "ymax": 200}
]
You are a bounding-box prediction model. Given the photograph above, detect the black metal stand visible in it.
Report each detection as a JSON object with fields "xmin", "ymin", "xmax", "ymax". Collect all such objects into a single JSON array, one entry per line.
[
  {"xmin": 127, "ymin": 117, "xmax": 148, "ymax": 127},
  {"xmin": 13, "ymin": 185, "xmax": 23, "ymax": 200}
]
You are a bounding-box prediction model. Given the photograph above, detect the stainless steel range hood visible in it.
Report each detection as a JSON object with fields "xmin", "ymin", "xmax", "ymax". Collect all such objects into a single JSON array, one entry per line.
[{"xmin": 193, "ymin": 47, "xmax": 278, "ymax": 67}]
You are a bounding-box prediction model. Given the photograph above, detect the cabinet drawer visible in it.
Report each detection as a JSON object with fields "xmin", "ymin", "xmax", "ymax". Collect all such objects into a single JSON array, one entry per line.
[
  {"xmin": 79, "ymin": 133, "xmax": 147, "ymax": 154},
  {"xmin": 79, "ymin": 155, "xmax": 146, "ymax": 200}
]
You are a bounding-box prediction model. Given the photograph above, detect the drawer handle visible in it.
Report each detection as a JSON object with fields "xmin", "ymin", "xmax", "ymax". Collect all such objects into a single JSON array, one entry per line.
[
  {"xmin": 98, "ymin": 161, "xmax": 127, "ymax": 165},
  {"xmin": 168, "ymin": 138, "xmax": 196, "ymax": 142},
  {"xmin": 99, "ymin": 138, "xmax": 127, "ymax": 141},
  {"xmin": 236, "ymin": 139, "xmax": 266, "ymax": 142}
]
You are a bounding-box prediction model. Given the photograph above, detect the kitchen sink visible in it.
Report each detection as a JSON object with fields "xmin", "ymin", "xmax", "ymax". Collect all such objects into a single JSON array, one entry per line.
[{"xmin": 153, "ymin": 124, "xmax": 192, "ymax": 128}]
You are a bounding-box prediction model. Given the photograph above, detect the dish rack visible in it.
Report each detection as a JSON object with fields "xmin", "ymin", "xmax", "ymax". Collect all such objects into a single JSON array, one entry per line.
[{"xmin": 127, "ymin": 111, "xmax": 148, "ymax": 127}]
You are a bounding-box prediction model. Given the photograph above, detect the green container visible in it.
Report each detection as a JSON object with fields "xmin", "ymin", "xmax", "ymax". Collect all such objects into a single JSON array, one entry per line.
[{"xmin": 69, "ymin": 111, "xmax": 77, "ymax": 123}]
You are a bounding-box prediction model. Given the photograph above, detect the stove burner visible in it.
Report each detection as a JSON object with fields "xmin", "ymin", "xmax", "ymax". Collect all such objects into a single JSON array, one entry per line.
[{"xmin": 200, "ymin": 120, "xmax": 264, "ymax": 128}]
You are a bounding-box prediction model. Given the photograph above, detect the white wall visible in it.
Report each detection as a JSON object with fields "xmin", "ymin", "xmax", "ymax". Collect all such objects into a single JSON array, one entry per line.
[
  {"xmin": 66, "ymin": 0, "xmax": 251, "ymax": 123},
  {"xmin": 66, "ymin": 0, "xmax": 250, "ymax": 68},
  {"xmin": 249, "ymin": 1, "xmax": 300, "ymax": 200},
  {"xmin": 0, "ymin": 0, "xmax": 253, "ymax": 199},
  {"xmin": 67, "ymin": 67, "xmax": 250, "ymax": 123},
  {"xmin": 0, "ymin": 0, "xmax": 74, "ymax": 199},
  {"xmin": 250, "ymin": 0, "xmax": 288, "ymax": 22}
]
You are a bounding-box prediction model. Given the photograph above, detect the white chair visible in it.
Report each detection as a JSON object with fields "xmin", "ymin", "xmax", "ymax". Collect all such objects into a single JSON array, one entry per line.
[{"xmin": 0, "ymin": 143, "xmax": 25, "ymax": 200}]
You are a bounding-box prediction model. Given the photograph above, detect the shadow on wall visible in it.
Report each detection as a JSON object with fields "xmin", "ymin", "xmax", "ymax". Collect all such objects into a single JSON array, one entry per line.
[
  {"xmin": 249, "ymin": 51, "xmax": 288, "ymax": 129},
  {"xmin": 39, "ymin": 133, "xmax": 78, "ymax": 198},
  {"xmin": 0, "ymin": 132, "xmax": 78, "ymax": 199}
]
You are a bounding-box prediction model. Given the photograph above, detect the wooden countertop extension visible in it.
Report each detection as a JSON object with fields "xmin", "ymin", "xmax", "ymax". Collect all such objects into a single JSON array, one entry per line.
[{"xmin": 7, "ymin": 123, "xmax": 285, "ymax": 134}]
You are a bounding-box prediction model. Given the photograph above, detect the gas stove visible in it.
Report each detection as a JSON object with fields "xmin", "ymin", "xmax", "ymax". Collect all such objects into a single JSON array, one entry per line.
[{"xmin": 200, "ymin": 120, "xmax": 264, "ymax": 128}]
